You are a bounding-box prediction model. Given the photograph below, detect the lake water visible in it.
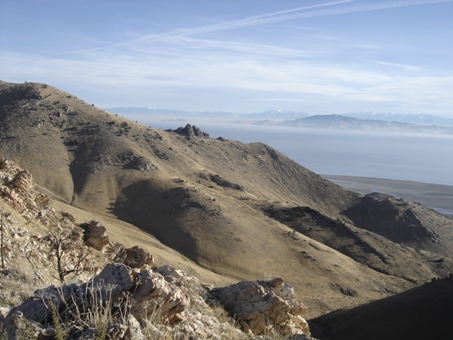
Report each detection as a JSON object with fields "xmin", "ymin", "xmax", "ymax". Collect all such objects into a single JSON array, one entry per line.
[{"xmin": 145, "ymin": 120, "xmax": 453, "ymax": 186}]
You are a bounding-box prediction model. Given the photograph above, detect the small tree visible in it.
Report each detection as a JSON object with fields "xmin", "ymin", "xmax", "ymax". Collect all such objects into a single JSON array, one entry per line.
[{"xmin": 43, "ymin": 225, "xmax": 91, "ymax": 283}]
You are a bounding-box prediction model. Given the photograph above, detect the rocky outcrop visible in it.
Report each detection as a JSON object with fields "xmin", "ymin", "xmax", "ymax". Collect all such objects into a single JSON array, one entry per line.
[
  {"xmin": 209, "ymin": 173, "xmax": 244, "ymax": 191},
  {"xmin": 1, "ymin": 158, "xmax": 51, "ymax": 219},
  {"xmin": 118, "ymin": 151, "xmax": 157, "ymax": 171},
  {"xmin": 80, "ymin": 220, "xmax": 110, "ymax": 251},
  {"xmin": 123, "ymin": 245, "xmax": 155, "ymax": 270},
  {"xmin": 3, "ymin": 262, "xmax": 313, "ymax": 339},
  {"xmin": 80, "ymin": 220, "xmax": 155, "ymax": 270},
  {"xmin": 172, "ymin": 124, "xmax": 210, "ymax": 139},
  {"xmin": 3, "ymin": 263, "xmax": 188, "ymax": 339},
  {"xmin": 212, "ymin": 277, "xmax": 311, "ymax": 337},
  {"xmin": 83, "ymin": 229, "xmax": 155, "ymax": 271}
]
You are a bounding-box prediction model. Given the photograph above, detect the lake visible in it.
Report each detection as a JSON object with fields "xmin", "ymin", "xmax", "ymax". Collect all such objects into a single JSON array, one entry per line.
[{"xmin": 144, "ymin": 120, "xmax": 453, "ymax": 186}]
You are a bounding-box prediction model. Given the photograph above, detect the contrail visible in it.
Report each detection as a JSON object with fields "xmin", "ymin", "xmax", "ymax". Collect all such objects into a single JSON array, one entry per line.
[{"xmin": 58, "ymin": 0, "xmax": 452, "ymax": 55}]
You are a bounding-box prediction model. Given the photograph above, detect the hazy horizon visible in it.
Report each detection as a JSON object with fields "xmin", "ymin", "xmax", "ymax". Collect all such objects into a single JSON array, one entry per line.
[{"xmin": 1, "ymin": 0, "xmax": 452, "ymax": 117}]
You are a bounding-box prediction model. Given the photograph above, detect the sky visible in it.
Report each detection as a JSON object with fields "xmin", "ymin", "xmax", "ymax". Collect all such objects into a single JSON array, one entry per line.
[{"xmin": 1, "ymin": 0, "xmax": 452, "ymax": 117}]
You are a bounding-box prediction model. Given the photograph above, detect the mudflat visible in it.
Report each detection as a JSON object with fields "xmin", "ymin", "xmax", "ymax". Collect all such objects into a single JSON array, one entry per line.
[{"xmin": 323, "ymin": 175, "xmax": 453, "ymax": 215}]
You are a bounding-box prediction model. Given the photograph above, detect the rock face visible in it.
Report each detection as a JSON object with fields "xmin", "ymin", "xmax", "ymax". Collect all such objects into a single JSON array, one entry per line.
[
  {"xmin": 0, "ymin": 158, "xmax": 51, "ymax": 220},
  {"xmin": 212, "ymin": 278, "xmax": 311, "ymax": 337}
]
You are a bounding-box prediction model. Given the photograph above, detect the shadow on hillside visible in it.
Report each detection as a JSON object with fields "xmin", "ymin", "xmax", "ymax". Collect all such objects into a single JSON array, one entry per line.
[
  {"xmin": 111, "ymin": 180, "xmax": 200, "ymax": 261},
  {"xmin": 341, "ymin": 196, "xmax": 433, "ymax": 244},
  {"xmin": 309, "ymin": 277, "xmax": 453, "ymax": 340}
]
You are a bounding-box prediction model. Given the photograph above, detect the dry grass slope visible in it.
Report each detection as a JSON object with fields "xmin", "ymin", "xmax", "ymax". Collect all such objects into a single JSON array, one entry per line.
[{"xmin": 1, "ymin": 81, "xmax": 453, "ymax": 323}]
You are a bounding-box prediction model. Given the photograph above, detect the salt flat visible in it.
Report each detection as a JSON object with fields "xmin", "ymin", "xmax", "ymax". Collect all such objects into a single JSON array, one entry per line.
[{"xmin": 323, "ymin": 175, "xmax": 453, "ymax": 215}]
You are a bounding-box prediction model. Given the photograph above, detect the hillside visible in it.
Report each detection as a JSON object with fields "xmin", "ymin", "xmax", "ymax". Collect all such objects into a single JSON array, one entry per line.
[
  {"xmin": 0, "ymin": 158, "xmax": 313, "ymax": 338},
  {"xmin": 310, "ymin": 277, "xmax": 453, "ymax": 340},
  {"xmin": 1, "ymin": 81, "xmax": 453, "ymax": 321}
]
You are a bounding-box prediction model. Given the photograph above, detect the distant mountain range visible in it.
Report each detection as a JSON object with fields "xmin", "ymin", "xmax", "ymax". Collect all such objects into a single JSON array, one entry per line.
[
  {"xmin": 343, "ymin": 112, "xmax": 453, "ymax": 126},
  {"xmin": 255, "ymin": 114, "xmax": 453, "ymax": 134},
  {"xmin": 237, "ymin": 109, "xmax": 309, "ymax": 121},
  {"xmin": 107, "ymin": 106, "xmax": 453, "ymax": 127},
  {"xmin": 107, "ymin": 107, "xmax": 308, "ymax": 121}
]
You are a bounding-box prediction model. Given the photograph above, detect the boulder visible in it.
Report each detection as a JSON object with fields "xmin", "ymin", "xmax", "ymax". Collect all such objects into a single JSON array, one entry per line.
[
  {"xmin": 123, "ymin": 245, "xmax": 155, "ymax": 269},
  {"xmin": 131, "ymin": 269, "xmax": 188, "ymax": 325},
  {"xmin": 80, "ymin": 220, "xmax": 110, "ymax": 251},
  {"xmin": 211, "ymin": 278, "xmax": 310, "ymax": 337}
]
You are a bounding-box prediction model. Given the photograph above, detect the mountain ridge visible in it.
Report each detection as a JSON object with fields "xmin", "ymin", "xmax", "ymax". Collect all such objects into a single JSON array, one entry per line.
[{"xmin": 1, "ymin": 80, "xmax": 452, "ymax": 320}]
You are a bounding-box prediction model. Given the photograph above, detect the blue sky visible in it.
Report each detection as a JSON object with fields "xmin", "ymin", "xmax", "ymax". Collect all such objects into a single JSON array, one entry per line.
[{"xmin": 1, "ymin": 0, "xmax": 452, "ymax": 116}]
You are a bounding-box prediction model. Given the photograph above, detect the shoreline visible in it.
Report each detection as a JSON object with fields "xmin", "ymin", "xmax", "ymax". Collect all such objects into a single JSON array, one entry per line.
[{"xmin": 322, "ymin": 175, "xmax": 453, "ymax": 215}]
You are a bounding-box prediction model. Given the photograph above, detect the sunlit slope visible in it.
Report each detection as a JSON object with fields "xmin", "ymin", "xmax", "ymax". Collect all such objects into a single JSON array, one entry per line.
[{"xmin": 1, "ymin": 81, "xmax": 452, "ymax": 317}]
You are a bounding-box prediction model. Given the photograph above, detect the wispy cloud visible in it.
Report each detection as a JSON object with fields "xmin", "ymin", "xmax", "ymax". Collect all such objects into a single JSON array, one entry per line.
[
  {"xmin": 5, "ymin": 48, "xmax": 451, "ymax": 107},
  {"xmin": 372, "ymin": 60, "xmax": 423, "ymax": 71},
  {"xmin": 2, "ymin": 0, "xmax": 451, "ymax": 115},
  {"xmin": 134, "ymin": 0, "xmax": 452, "ymax": 42},
  {"xmin": 60, "ymin": 0, "xmax": 452, "ymax": 56}
]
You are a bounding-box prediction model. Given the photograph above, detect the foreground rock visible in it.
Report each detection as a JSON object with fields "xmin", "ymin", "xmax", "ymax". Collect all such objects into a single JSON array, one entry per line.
[
  {"xmin": 3, "ymin": 263, "xmax": 187, "ymax": 339},
  {"xmin": 3, "ymin": 263, "xmax": 312, "ymax": 339},
  {"xmin": 212, "ymin": 278, "xmax": 311, "ymax": 337}
]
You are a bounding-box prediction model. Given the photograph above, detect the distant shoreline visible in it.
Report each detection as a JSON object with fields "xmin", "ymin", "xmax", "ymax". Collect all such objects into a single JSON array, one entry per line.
[{"xmin": 323, "ymin": 175, "xmax": 453, "ymax": 215}]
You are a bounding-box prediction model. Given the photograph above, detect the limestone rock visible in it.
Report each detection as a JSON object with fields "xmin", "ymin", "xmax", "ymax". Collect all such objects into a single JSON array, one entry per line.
[
  {"xmin": 61, "ymin": 212, "xmax": 75, "ymax": 222},
  {"xmin": 80, "ymin": 220, "xmax": 110, "ymax": 251},
  {"xmin": 211, "ymin": 278, "xmax": 311, "ymax": 337},
  {"xmin": 1, "ymin": 158, "xmax": 54, "ymax": 221},
  {"xmin": 0, "ymin": 306, "xmax": 9, "ymax": 321},
  {"xmin": 103, "ymin": 242, "xmax": 154, "ymax": 269},
  {"xmin": 131, "ymin": 269, "xmax": 189, "ymax": 325},
  {"xmin": 157, "ymin": 264, "xmax": 186, "ymax": 280},
  {"xmin": 123, "ymin": 245, "xmax": 155, "ymax": 269},
  {"xmin": 3, "ymin": 263, "xmax": 188, "ymax": 339},
  {"xmin": 105, "ymin": 241, "xmax": 127, "ymax": 262},
  {"xmin": 11, "ymin": 170, "xmax": 34, "ymax": 192}
]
